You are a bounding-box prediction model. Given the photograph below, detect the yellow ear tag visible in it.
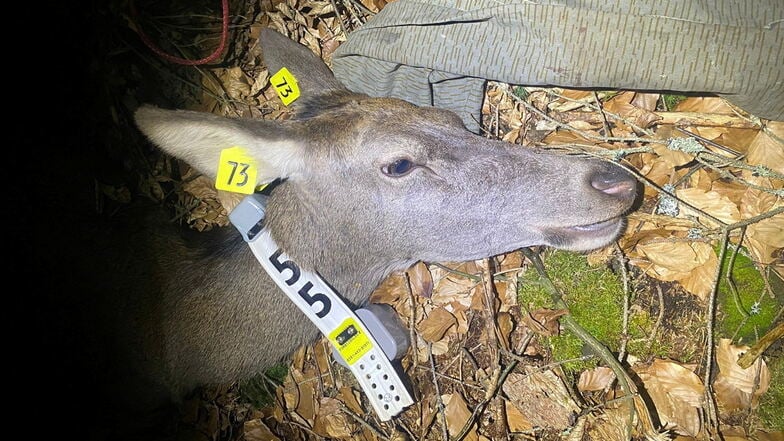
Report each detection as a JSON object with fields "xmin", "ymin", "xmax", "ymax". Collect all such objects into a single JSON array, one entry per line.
[
  {"xmin": 215, "ymin": 147, "xmax": 259, "ymax": 194},
  {"xmin": 270, "ymin": 67, "xmax": 300, "ymax": 106}
]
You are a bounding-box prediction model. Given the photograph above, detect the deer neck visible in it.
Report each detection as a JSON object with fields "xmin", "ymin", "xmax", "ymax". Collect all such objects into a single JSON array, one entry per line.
[{"xmin": 263, "ymin": 183, "xmax": 414, "ymax": 305}]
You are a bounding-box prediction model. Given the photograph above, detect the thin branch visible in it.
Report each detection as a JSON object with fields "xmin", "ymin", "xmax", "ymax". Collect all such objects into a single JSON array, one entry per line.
[
  {"xmin": 340, "ymin": 402, "xmax": 390, "ymax": 440},
  {"xmin": 643, "ymin": 285, "xmax": 665, "ymax": 356},
  {"xmin": 429, "ymin": 343, "xmax": 450, "ymax": 441},
  {"xmin": 615, "ymin": 243, "xmax": 632, "ymax": 363},
  {"xmin": 737, "ymin": 322, "xmax": 784, "ymax": 369},
  {"xmin": 431, "ymin": 262, "xmax": 482, "ymax": 282},
  {"xmin": 703, "ymin": 230, "xmax": 731, "ymax": 438},
  {"xmin": 512, "ymin": 90, "xmax": 667, "ymax": 145},
  {"xmin": 452, "ymin": 360, "xmax": 518, "ymax": 441},
  {"xmin": 593, "ymin": 91, "xmax": 615, "ymax": 138},
  {"xmin": 519, "ymin": 247, "xmax": 663, "ymax": 440},
  {"xmin": 405, "ymin": 271, "xmax": 419, "ymax": 371}
]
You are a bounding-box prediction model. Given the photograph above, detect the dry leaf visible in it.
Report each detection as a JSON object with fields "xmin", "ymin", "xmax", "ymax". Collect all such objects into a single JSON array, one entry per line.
[
  {"xmin": 741, "ymin": 186, "xmax": 781, "ymax": 219},
  {"xmin": 676, "ymin": 188, "xmax": 741, "ymax": 225},
  {"xmin": 521, "ymin": 308, "xmax": 567, "ymax": 336},
  {"xmin": 431, "ymin": 275, "xmax": 478, "ymax": 309},
  {"xmin": 541, "ymin": 129, "xmax": 595, "ymax": 145},
  {"xmin": 746, "ymin": 122, "xmax": 784, "ymax": 174},
  {"xmin": 693, "ymin": 127, "xmax": 758, "ymax": 154},
  {"xmin": 313, "ymin": 340, "xmax": 333, "ymax": 388},
  {"xmin": 631, "ymin": 92, "xmax": 660, "ymax": 111},
  {"xmin": 249, "ymin": 68, "xmax": 270, "ymax": 97},
  {"xmin": 711, "ymin": 179, "xmax": 748, "ymax": 206},
  {"xmin": 755, "ymin": 430, "xmax": 784, "ymax": 441},
  {"xmin": 505, "ymin": 400, "xmax": 533, "ymax": 431},
  {"xmin": 244, "ymin": 418, "xmax": 281, "ymax": 441},
  {"xmin": 642, "ymin": 156, "xmax": 677, "ymax": 197},
  {"xmin": 637, "ymin": 240, "xmax": 710, "ymax": 279},
  {"xmin": 604, "ymin": 91, "xmax": 662, "ymax": 130},
  {"xmin": 287, "ymin": 368, "xmax": 317, "ymax": 423},
  {"xmin": 586, "ymin": 405, "xmax": 634, "ymax": 441},
  {"xmin": 689, "ymin": 169, "xmax": 714, "ymax": 191},
  {"xmin": 312, "ymin": 397, "xmax": 357, "ymax": 439},
  {"xmin": 442, "ymin": 393, "xmax": 481, "ymax": 440},
  {"xmin": 337, "ymin": 387, "xmax": 363, "ymax": 415},
  {"xmin": 407, "ymin": 262, "xmax": 433, "ymax": 298},
  {"xmin": 502, "ymin": 369, "xmax": 580, "ymax": 429},
  {"xmin": 577, "ymin": 366, "xmax": 616, "ymax": 392},
  {"xmin": 494, "ymin": 279, "xmax": 519, "ymax": 310},
  {"xmin": 369, "ymin": 272, "xmax": 407, "ymax": 305},
  {"xmin": 417, "ymin": 336, "xmax": 449, "ymax": 362},
  {"xmin": 497, "ymin": 311, "xmax": 514, "ymax": 350},
  {"xmin": 417, "ymin": 307, "xmax": 457, "ymax": 343},
  {"xmin": 745, "ymin": 214, "xmax": 784, "ymax": 265},
  {"xmin": 567, "ymin": 120, "xmax": 598, "ymax": 131},
  {"xmin": 217, "ymin": 66, "xmax": 252, "ymax": 100},
  {"xmin": 713, "ymin": 339, "xmax": 771, "ymax": 414},
  {"xmin": 564, "ymin": 416, "xmax": 587, "ymax": 441},
  {"xmin": 497, "ymin": 252, "xmax": 523, "ymax": 272},
  {"xmin": 181, "ymin": 171, "xmax": 217, "ymax": 200},
  {"xmin": 675, "ymin": 97, "xmax": 735, "ymax": 114},
  {"xmin": 634, "ymin": 359, "xmax": 705, "ymax": 436},
  {"xmin": 678, "ymin": 248, "xmax": 719, "ymax": 299}
]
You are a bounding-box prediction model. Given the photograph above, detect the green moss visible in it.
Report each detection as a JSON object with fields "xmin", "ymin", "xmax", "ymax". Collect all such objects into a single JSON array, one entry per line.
[
  {"xmin": 512, "ymin": 86, "xmax": 528, "ymax": 100},
  {"xmin": 626, "ymin": 311, "xmax": 669, "ymax": 358},
  {"xmin": 717, "ymin": 248, "xmax": 782, "ymax": 343},
  {"xmin": 518, "ymin": 251, "xmax": 679, "ymax": 373},
  {"xmin": 239, "ymin": 363, "xmax": 289, "ymax": 408},
  {"xmin": 759, "ymin": 354, "xmax": 784, "ymax": 431},
  {"xmin": 662, "ymin": 94, "xmax": 687, "ymax": 110},
  {"xmin": 518, "ymin": 251, "xmax": 625, "ymax": 372}
]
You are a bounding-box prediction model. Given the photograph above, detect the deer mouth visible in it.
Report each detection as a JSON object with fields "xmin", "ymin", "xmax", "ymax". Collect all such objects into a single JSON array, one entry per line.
[
  {"xmin": 541, "ymin": 216, "xmax": 627, "ymax": 251},
  {"xmin": 563, "ymin": 217, "xmax": 624, "ymax": 233}
]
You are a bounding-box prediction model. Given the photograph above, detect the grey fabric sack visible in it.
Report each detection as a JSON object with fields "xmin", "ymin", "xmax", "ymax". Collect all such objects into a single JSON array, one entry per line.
[{"xmin": 332, "ymin": 0, "xmax": 783, "ymax": 132}]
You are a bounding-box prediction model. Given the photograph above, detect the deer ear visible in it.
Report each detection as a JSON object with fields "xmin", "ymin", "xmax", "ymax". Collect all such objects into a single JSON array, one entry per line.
[
  {"xmin": 134, "ymin": 106, "xmax": 305, "ymax": 182},
  {"xmin": 260, "ymin": 28, "xmax": 347, "ymax": 97}
]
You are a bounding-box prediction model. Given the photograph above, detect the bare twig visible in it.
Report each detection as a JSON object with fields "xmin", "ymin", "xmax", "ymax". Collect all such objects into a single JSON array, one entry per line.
[
  {"xmin": 660, "ymin": 112, "xmax": 760, "ymax": 129},
  {"xmin": 527, "ymin": 87, "xmax": 656, "ymax": 137},
  {"xmin": 405, "ymin": 271, "xmax": 419, "ymax": 371},
  {"xmin": 703, "ymin": 230, "xmax": 731, "ymax": 438},
  {"xmin": 510, "ymin": 90, "xmax": 667, "ymax": 145},
  {"xmin": 481, "ymin": 258, "xmax": 503, "ymax": 355},
  {"xmin": 328, "ymin": 0, "xmax": 348, "ymax": 38},
  {"xmin": 520, "ymin": 247, "xmax": 662, "ymax": 440},
  {"xmin": 737, "ymin": 322, "xmax": 784, "ymax": 369},
  {"xmin": 413, "ymin": 365, "xmax": 483, "ymax": 390},
  {"xmin": 452, "ymin": 360, "xmax": 518, "ymax": 441},
  {"xmin": 643, "ymin": 285, "xmax": 665, "ymax": 356},
  {"xmin": 615, "ymin": 243, "xmax": 631, "ymax": 363},
  {"xmin": 593, "ymin": 91, "xmax": 615, "ymax": 138},
  {"xmin": 340, "ymin": 402, "xmax": 390, "ymax": 440},
  {"xmin": 431, "ymin": 262, "xmax": 482, "ymax": 282},
  {"xmin": 429, "ymin": 343, "xmax": 450, "ymax": 441}
]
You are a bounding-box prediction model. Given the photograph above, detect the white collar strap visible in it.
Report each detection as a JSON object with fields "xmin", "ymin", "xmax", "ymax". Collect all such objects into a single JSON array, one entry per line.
[{"xmin": 230, "ymin": 194, "xmax": 413, "ymax": 420}]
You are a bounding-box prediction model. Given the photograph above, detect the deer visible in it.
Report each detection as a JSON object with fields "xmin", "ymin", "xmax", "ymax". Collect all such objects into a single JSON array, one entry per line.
[{"xmin": 123, "ymin": 28, "xmax": 638, "ymax": 413}]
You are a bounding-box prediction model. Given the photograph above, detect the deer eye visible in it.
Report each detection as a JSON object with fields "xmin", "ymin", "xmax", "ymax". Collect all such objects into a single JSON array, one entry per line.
[{"xmin": 382, "ymin": 158, "xmax": 415, "ymax": 177}]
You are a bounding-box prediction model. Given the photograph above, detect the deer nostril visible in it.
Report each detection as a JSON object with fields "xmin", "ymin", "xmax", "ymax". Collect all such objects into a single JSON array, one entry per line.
[{"xmin": 590, "ymin": 165, "xmax": 637, "ymax": 198}]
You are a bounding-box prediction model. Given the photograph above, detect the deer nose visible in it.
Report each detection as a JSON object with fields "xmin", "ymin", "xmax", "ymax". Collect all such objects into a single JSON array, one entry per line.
[{"xmin": 590, "ymin": 163, "xmax": 637, "ymax": 198}]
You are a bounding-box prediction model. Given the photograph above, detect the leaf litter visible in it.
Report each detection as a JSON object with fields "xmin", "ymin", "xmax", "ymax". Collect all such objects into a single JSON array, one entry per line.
[{"xmin": 109, "ymin": 0, "xmax": 784, "ymax": 439}]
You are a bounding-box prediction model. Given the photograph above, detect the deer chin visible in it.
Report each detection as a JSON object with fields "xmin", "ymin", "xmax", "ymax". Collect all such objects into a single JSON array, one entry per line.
[{"xmin": 541, "ymin": 216, "xmax": 627, "ymax": 252}]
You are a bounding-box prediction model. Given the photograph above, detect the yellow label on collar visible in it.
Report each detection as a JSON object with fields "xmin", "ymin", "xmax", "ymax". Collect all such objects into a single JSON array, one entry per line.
[
  {"xmin": 270, "ymin": 67, "xmax": 300, "ymax": 106},
  {"xmin": 215, "ymin": 147, "xmax": 258, "ymax": 194},
  {"xmin": 329, "ymin": 318, "xmax": 372, "ymax": 366}
]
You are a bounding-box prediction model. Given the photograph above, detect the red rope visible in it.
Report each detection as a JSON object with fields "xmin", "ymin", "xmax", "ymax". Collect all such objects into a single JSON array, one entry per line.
[{"xmin": 131, "ymin": 0, "xmax": 230, "ymax": 66}]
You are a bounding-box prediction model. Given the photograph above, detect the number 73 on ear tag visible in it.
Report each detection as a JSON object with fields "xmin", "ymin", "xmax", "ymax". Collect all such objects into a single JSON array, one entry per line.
[
  {"xmin": 215, "ymin": 147, "xmax": 258, "ymax": 194},
  {"xmin": 270, "ymin": 67, "xmax": 300, "ymax": 106}
]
